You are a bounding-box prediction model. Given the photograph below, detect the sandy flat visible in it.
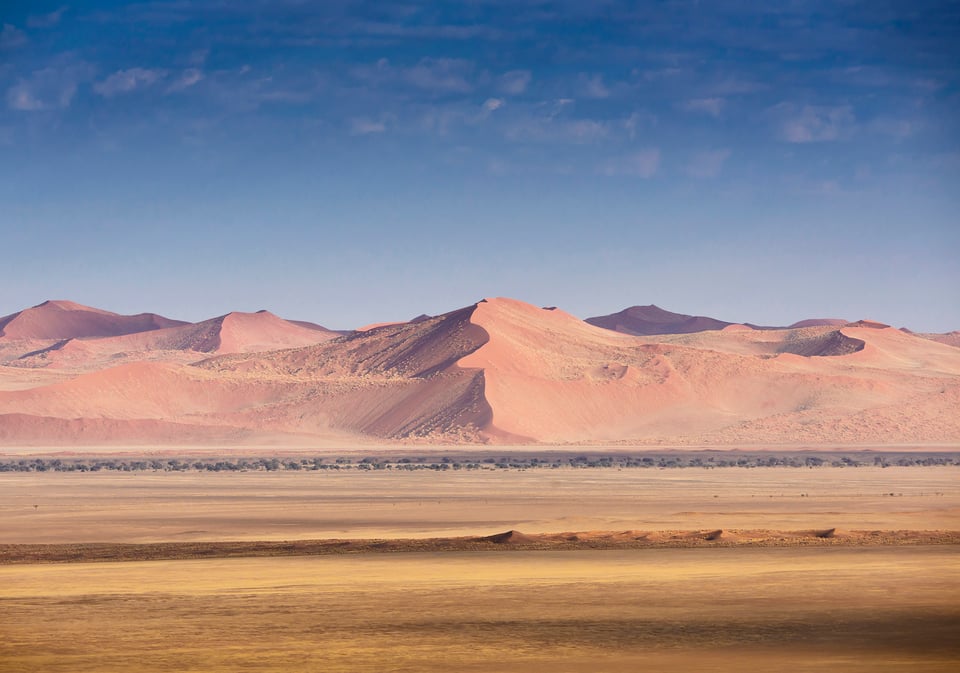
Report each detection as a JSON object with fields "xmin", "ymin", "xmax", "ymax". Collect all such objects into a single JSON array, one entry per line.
[{"xmin": 1, "ymin": 466, "xmax": 956, "ymax": 544}]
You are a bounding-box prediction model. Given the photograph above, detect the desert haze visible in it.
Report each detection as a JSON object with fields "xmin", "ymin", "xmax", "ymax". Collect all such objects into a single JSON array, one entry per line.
[{"xmin": 0, "ymin": 296, "xmax": 957, "ymax": 447}]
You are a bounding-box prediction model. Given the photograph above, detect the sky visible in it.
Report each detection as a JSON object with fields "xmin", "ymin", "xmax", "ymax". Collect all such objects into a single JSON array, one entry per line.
[{"xmin": 1, "ymin": 1, "xmax": 958, "ymax": 331}]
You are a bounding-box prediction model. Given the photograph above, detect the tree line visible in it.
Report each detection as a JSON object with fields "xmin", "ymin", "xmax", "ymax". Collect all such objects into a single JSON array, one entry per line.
[{"xmin": 1, "ymin": 453, "xmax": 957, "ymax": 473}]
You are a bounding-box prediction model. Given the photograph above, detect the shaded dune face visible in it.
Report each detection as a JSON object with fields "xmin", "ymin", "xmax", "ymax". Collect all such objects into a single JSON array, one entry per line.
[
  {"xmin": 776, "ymin": 330, "xmax": 866, "ymax": 357},
  {"xmin": 197, "ymin": 304, "xmax": 494, "ymax": 439},
  {"xmin": 204, "ymin": 305, "xmax": 490, "ymax": 379},
  {"xmin": 586, "ymin": 304, "xmax": 732, "ymax": 336}
]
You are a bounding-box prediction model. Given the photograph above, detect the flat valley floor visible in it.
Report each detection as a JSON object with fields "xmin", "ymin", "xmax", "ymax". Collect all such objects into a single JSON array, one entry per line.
[{"xmin": 1, "ymin": 462, "xmax": 959, "ymax": 672}]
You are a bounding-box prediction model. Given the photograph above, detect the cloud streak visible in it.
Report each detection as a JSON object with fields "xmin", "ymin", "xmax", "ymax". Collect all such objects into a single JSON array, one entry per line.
[
  {"xmin": 775, "ymin": 103, "xmax": 856, "ymax": 143},
  {"xmin": 6, "ymin": 60, "xmax": 94, "ymax": 111},
  {"xmin": 499, "ymin": 70, "xmax": 531, "ymax": 95},
  {"xmin": 349, "ymin": 117, "xmax": 387, "ymax": 135},
  {"xmin": 682, "ymin": 98, "xmax": 724, "ymax": 117},
  {"xmin": 167, "ymin": 68, "xmax": 204, "ymax": 93},
  {"xmin": 353, "ymin": 57, "xmax": 475, "ymax": 95},
  {"xmin": 95, "ymin": 68, "xmax": 167, "ymax": 97},
  {"xmin": 598, "ymin": 149, "xmax": 661, "ymax": 178},
  {"xmin": 0, "ymin": 23, "xmax": 27, "ymax": 49},
  {"xmin": 28, "ymin": 6, "xmax": 69, "ymax": 29}
]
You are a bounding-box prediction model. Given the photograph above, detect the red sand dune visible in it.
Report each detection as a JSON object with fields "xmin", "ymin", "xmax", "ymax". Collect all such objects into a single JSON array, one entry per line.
[
  {"xmin": 0, "ymin": 300, "xmax": 186, "ymax": 340},
  {"xmin": 5, "ymin": 310, "xmax": 339, "ymax": 371},
  {"xmin": 0, "ymin": 297, "xmax": 958, "ymax": 446},
  {"xmin": 205, "ymin": 311, "xmax": 339, "ymax": 354}
]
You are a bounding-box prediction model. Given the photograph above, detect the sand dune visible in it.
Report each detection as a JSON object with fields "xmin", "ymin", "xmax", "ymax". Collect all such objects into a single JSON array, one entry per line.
[
  {"xmin": 4, "ymin": 310, "xmax": 339, "ymax": 371},
  {"xmin": 586, "ymin": 304, "xmax": 732, "ymax": 335},
  {"xmin": 788, "ymin": 318, "xmax": 849, "ymax": 328},
  {"xmin": 918, "ymin": 331, "xmax": 960, "ymax": 348},
  {"xmin": 0, "ymin": 297, "xmax": 957, "ymax": 446},
  {"xmin": 0, "ymin": 300, "xmax": 185, "ymax": 340},
  {"xmin": 456, "ymin": 298, "xmax": 960, "ymax": 443},
  {"xmin": 587, "ymin": 304, "xmax": 867, "ymax": 336},
  {"xmin": 200, "ymin": 305, "xmax": 492, "ymax": 439},
  {"xmin": 203, "ymin": 311, "xmax": 339, "ymax": 354}
]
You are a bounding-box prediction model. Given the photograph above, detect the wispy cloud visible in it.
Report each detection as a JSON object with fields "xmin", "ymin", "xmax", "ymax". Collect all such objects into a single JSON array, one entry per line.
[
  {"xmin": 598, "ymin": 149, "xmax": 661, "ymax": 178},
  {"xmin": 559, "ymin": 120, "xmax": 608, "ymax": 143},
  {"xmin": 94, "ymin": 68, "xmax": 167, "ymax": 97},
  {"xmin": 577, "ymin": 73, "xmax": 610, "ymax": 99},
  {"xmin": 402, "ymin": 58, "xmax": 473, "ymax": 93},
  {"xmin": 708, "ymin": 77, "xmax": 765, "ymax": 96},
  {"xmin": 869, "ymin": 117, "xmax": 917, "ymax": 140},
  {"xmin": 506, "ymin": 110, "xmax": 610, "ymax": 144},
  {"xmin": 6, "ymin": 59, "xmax": 93, "ymax": 111},
  {"xmin": 349, "ymin": 117, "xmax": 387, "ymax": 135},
  {"xmin": 28, "ymin": 6, "xmax": 69, "ymax": 29},
  {"xmin": 6, "ymin": 84, "xmax": 46, "ymax": 111},
  {"xmin": 623, "ymin": 111, "xmax": 656, "ymax": 140},
  {"xmin": 345, "ymin": 19, "xmax": 505, "ymax": 43},
  {"xmin": 499, "ymin": 69, "xmax": 531, "ymax": 95},
  {"xmin": 774, "ymin": 103, "xmax": 855, "ymax": 143},
  {"xmin": 641, "ymin": 67, "xmax": 687, "ymax": 81},
  {"xmin": 682, "ymin": 97, "xmax": 724, "ymax": 117},
  {"xmin": 0, "ymin": 24, "xmax": 27, "ymax": 49},
  {"xmin": 194, "ymin": 67, "xmax": 319, "ymax": 113},
  {"xmin": 686, "ymin": 149, "xmax": 731, "ymax": 178},
  {"xmin": 352, "ymin": 57, "xmax": 474, "ymax": 94},
  {"xmin": 167, "ymin": 68, "xmax": 204, "ymax": 93},
  {"xmin": 188, "ymin": 48, "xmax": 210, "ymax": 66},
  {"xmin": 478, "ymin": 97, "xmax": 504, "ymax": 120}
]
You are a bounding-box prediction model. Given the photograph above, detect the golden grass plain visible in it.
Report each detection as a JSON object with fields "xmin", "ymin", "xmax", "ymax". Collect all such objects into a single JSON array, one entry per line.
[
  {"xmin": 2, "ymin": 548, "xmax": 959, "ymax": 672},
  {"xmin": 1, "ymin": 463, "xmax": 958, "ymax": 672}
]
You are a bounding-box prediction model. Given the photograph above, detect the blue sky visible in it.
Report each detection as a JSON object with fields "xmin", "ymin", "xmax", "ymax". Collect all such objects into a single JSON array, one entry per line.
[{"xmin": 1, "ymin": 1, "xmax": 958, "ymax": 331}]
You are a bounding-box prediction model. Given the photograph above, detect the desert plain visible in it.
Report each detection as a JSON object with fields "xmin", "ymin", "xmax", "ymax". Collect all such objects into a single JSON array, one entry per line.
[{"xmin": 2, "ymin": 458, "xmax": 959, "ymax": 672}]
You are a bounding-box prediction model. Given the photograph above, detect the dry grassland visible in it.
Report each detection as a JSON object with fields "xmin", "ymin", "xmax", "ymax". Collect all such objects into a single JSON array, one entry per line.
[{"xmin": 2, "ymin": 548, "xmax": 958, "ymax": 672}]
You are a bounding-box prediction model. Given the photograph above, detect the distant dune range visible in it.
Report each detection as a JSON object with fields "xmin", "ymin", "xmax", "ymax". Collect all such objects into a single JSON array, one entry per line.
[{"xmin": 0, "ymin": 298, "xmax": 958, "ymax": 446}]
